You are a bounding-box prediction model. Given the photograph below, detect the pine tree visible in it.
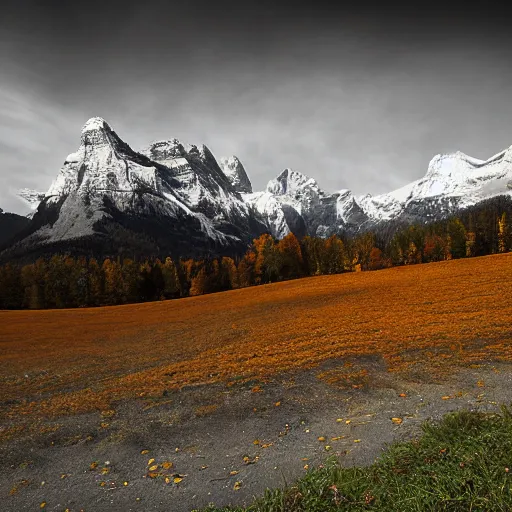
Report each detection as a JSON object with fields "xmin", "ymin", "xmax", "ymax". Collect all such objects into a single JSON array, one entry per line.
[
  {"xmin": 190, "ymin": 266, "xmax": 208, "ymax": 296},
  {"xmin": 88, "ymin": 258, "xmax": 104, "ymax": 306},
  {"xmin": 301, "ymin": 236, "xmax": 323, "ymax": 275},
  {"xmin": 103, "ymin": 258, "xmax": 124, "ymax": 305},
  {"xmin": 122, "ymin": 258, "xmax": 141, "ymax": 303},
  {"xmin": 161, "ymin": 257, "xmax": 180, "ymax": 299},
  {"xmin": 277, "ymin": 233, "xmax": 304, "ymax": 280},
  {"xmin": 498, "ymin": 212, "xmax": 508, "ymax": 253},
  {"xmin": 45, "ymin": 255, "xmax": 71, "ymax": 308},
  {"xmin": 447, "ymin": 218, "xmax": 466, "ymax": 259},
  {"xmin": 406, "ymin": 242, "xmax": 421, "ymax": 265},
  {"xmin": 323, "ymin": 235, "xmax": 346, "ymax": 274},
  {"xmin": 351, "ymin": 232, "xmax": 375, "ymax": 270},
  {"xmin": 221, "ymin": 257, "xmax": 239, "ymax": 290},
  {"xmin": 238, "ymin": 251, "xmax": 256, "ymax": 288},
  {"xmin": 254, "ymin": 234, "xmax": 280, "ymax": 283}
]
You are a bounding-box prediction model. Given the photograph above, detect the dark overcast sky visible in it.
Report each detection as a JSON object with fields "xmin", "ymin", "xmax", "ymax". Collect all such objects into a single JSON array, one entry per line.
[{"xmin": 1, "ymin": 0, "xmax": 512, "ymax": 213}]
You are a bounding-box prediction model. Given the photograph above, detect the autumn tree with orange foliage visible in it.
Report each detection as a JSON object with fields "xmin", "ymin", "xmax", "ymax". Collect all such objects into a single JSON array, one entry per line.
[
  {"xmin": 1, "ymin": 195, "xmax": 512, "ymax": 309},
  {"xmin": 368, "ymin": 247, "xmax": 388, "ymax": 270},
  {"xmin": 277, "ymin": 233, "xmax": 304, "ymax": 279},
  {"xmin": 237, "ymin": 251, "xmax": 256, "ymax": 288},
  {"xmin": 253, "ymin": 233, "xmax": 280, "ymax": 284},
  {"xmin": 323, "ymin": 235, "xmax": 347, "ymax": 274},
  {"xmin": 221, "ymin": 257, "xmax": 239, "ymax": 290},
  {"xmin": 423, "ymin": 235, "xmax": 448, "ymax": 262}
]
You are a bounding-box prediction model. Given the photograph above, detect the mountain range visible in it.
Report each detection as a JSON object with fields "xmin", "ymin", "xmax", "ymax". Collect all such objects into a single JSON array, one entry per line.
[{"xmin": 2, "ymin": 117, "xmax": 512, "ymax": 261}]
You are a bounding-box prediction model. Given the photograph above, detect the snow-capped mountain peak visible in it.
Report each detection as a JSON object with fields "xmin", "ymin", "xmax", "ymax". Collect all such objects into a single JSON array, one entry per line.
[
  {"xmin": 81, "ymin": 116, "xmax": 110, "ymax": 133},
  {"xmin": 266, "ymin": 168, "xmax": 323, "ymax": 196},
  {"xmin": 9, "ymin": 116, "xmax": 512, "ymax": 263},
  {"xmin": 219, "ymin": 156, "xmax": 252, "ymax": 194},
  {"xmin": 17, "ymin": 189, "xmax": 45, "ymax": 210}
]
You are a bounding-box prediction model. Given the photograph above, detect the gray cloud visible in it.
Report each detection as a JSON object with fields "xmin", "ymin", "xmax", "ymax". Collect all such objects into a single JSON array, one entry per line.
[{"xmin": 1, "ymin": 1, "xmax": 512, "ymax": 214}]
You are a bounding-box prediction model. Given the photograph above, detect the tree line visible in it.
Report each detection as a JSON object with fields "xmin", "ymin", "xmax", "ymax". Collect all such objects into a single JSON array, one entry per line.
[{"xmin": 0, "ymin": 196, "xmax": 510, "ymax": 309}]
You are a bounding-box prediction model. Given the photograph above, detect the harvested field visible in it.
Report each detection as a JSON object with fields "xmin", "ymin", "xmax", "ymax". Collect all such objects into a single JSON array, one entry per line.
[{"xmin": 1, "ymin": 253, "xmax": 511, "ymax": 429}]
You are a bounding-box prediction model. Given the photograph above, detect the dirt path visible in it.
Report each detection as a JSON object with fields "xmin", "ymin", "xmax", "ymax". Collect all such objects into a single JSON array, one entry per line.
[{"xmin": 2, "ymin": 358, "xmax": 512, "ymax": 512}]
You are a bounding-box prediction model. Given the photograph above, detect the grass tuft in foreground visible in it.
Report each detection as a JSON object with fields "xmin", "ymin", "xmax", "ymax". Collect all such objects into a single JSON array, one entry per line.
[{"xmin": 201, "ymin": 406, "xmax": 512, "ymax": 511}]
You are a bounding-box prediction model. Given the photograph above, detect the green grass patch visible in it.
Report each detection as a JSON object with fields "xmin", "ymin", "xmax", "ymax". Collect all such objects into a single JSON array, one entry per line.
[{"xmin": 200, "ymin": 406, "xmax": 512, "ymax": 511}]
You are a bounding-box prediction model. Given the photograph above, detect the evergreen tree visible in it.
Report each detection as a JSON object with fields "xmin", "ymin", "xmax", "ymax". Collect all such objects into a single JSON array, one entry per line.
[
  {"xmin": 221, "ymin": 257, "xmax": 239, "ymax": 290},
  {"xmin": 238, "ymin": 251, "xmax": 256, "ymax": 288},
  {"xmin": 161, "ymin": 257, "xmax": 180, "ymax": 299},
  {"xmin": 277, "ymin": 233, "xmax": 304, "ymax": 279}
]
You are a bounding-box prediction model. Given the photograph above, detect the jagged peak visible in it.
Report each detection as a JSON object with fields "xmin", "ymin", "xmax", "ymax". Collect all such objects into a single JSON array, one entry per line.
[
  {"xmin": 267, "ymin": 168, "xmax": 320, "ymax": 195},
  {"xmin": 142, "ymin": 139, "xmax": 187, "ymax": 160},
  {"xmin": 219, "ymin": 155, "xmax": 252, "ymax": 193},
  {"xmin": 81, "ymin": 117, "xmax": 111, "ymax": 134},
  {"xmin": 17, "ymin": 188, "xmax": 45, "ymax": 210}
]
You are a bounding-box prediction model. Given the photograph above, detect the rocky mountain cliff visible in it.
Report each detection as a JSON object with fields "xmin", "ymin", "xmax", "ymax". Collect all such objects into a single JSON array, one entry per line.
[
  {"xmin": 3, "ymin": 117, "xmax": 265, "ymax": 261},
  {"xmin": 5, "ymin": 117, "xmax": 512, "ymax": 261}
]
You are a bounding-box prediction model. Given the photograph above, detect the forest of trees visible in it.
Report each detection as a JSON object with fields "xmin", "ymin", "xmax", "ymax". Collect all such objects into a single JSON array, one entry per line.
[{"xmin": 0, "ymin": 196, "xmax": 511, "ymax": 309}]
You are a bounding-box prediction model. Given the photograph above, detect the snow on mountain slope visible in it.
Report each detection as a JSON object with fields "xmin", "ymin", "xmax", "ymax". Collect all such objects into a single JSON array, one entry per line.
[
  {"xmin": 357, "ymin": 147, "xmax": 512, "ymax": 223},
  {"xmin": 12, "ymin": 117, "xmax": 253, "ymax": 253},
  {"xmin": 243, "ymin": 169, "xmax": 325, "ymax": 237},
  {"xmin": 245, "ymin": 147, "xmax": 512, "ymax": 238},
  {"xmin": 9, "ymin": 115, "xmax": 512, "ymax": 260},
  {"xmin": 140, "ymin": 140, "xmax": 264, "ymax": 244},
  {"xmin": 219, "ymin": 156, "xmax": 253, "ymax": 194},
  {"xmin": 18, "ymin": 189, "xmax": 45, "ymax": 211}
]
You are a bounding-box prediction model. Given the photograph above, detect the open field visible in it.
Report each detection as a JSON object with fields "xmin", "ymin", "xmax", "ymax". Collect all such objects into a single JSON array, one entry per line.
[
  {"xmin": 1, "ymin": 253, "xmax": 512, "ymax": 425},
  {"xmin": 1, "ymin": 254, "xmax": 512, "ymax": 511}
]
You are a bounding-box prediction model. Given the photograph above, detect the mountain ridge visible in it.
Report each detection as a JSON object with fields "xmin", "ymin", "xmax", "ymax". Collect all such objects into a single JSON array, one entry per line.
[{"xmin": 5, "ymin": 116, "xmax": 512, "ymax": 261}]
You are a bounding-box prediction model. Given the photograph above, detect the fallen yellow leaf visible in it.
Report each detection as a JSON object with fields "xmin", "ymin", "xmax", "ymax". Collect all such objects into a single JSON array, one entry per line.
[
  {"xmin": 399, "ymin": 393, "xmax": 407, "ymax": 398},
  {"xmin": 40, "ymin": 503, "xmax": 46, "ymax": 509},
  {"xmin": 253, "ymin": 439, "xmax": 260, "ymax": 445},
  {"xmin": 149, "ymin": 465, "xmax": 158, "ymax": 471},
  {"xmin": 275, "ymin": 401, "xmax": 281, "ymax": 407},
  {"xmin": 165, "ymin": 477, "xmax": 171, "ymax": 484},
  {"xmin": 442, "ymin": 396, "xmax": 451, "ymax": 400},
  {"xmin": 234, "ymin": 481, "xmax": 242, "ymax": 490},
  {"xmin": 174, "ymin": 477, "xmax": 183, "ymax": 484},
  {"xmin": 147, "ymin": 458, "xmax": 155, "ymax": 465},
  {"xmin": 391, "ymin": 417, "xmax": 403, "ymax": 425},
  {"xmin": 331, "ymin": 436, "xmax": 346, "ymax": 441},
  {"xmin": 229, "ymin": 470, "xmax": 239, "ymax": 476},
  {"xmin": 303, "ymin": 464, "xmax": 309, "ymax": 470},
  {"xmin": 325, "ymin": 445, "xmax": 332, "ymax": 451},
  {"xmin": 354, "ymin": 439, "xmax": 361, "ymax": 443},
  {"xmin": 162, "ymin": 461, "xmax": 173, "ymax": 470},
  {"xmin": 123, "ymin": 481, "xmax": 128, "ymax": 486},
  {"xmin": 336, "ymin": 418, "xmax": 343, "ymax": 423},
  {"xmin": 345, "ymin": 420, "xmax": 351, "ymax": 425},
  {"xmin": 318, "ymin": 436, "xmax": 326, "ymax": 442},
  {"xmin": 89, "ymin": 461, "xmax": 98, "ymax": 470},
  {"xmin": 140, "ymin": 450, "xmax": 149, "ymax": 455}
]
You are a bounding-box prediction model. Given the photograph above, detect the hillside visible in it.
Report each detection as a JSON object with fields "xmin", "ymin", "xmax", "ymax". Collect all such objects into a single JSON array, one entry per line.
[
  {"xmin": 1, "ymin": 254, "xmax": 512, "ymax": 511},
  {"xmin": 0, "ymin": 209, "xmax": 30, "ymax": 247},
  {"xmin": 2, "ymin": 253, "xmax": 511, "ymax": 420}
]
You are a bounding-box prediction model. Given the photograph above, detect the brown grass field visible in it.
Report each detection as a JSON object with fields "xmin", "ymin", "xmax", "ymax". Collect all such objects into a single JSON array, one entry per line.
[{"xmin": 1, "ymin": 253, "xmax": 512, "ymax": 438}]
